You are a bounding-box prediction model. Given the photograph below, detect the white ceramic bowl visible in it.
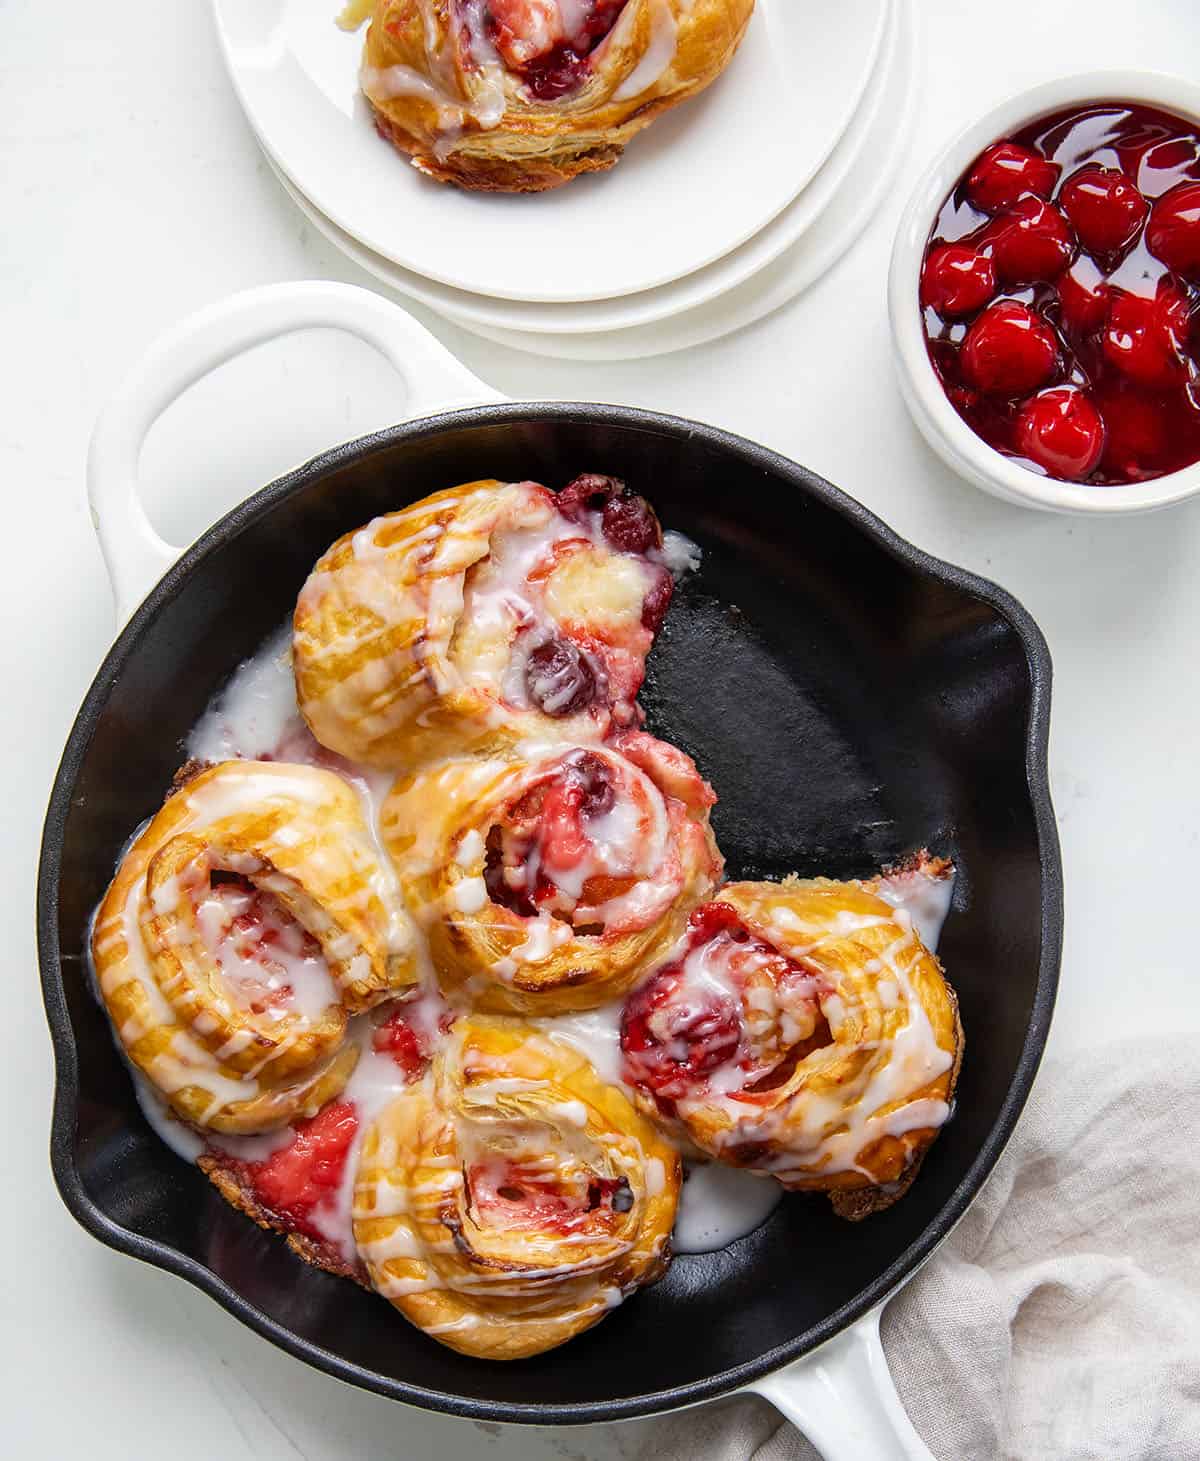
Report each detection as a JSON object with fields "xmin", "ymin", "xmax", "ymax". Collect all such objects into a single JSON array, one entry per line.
[{"xmin": 889, "ymin": 69, "xmax": 1200, "ymax": 516}]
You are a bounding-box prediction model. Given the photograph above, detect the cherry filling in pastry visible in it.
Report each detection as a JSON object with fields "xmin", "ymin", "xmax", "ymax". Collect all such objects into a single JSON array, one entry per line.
[
  {"xmin": 371, "ymin": 1007, "xmax": 433, "ymax": 1082},
  {"xmin": 483, "ymin": 748, "xmax": 666, "ymax": 936},
  {"xmin": 466, "ymin": 1153, "xmax": 634, "ymax": 1235},
  {"xmin": 480, "ymin": 0, "xmax": 630, "ymax": 100},
  {"xmin": 195, "ymin": 870, "xmax": 336, "ymax": 1022},
  {"xmin": 922, "ymin": 102, "xmax": 1200, "ymax": 484},
  {"xmin": 237, "ymin": 1100, "xmax": 360, "ymax": 1243},
  {"xmin": 452, "ymin": 475, "xmax": 672, "ymax": 730},
  {"xmin": 621, "ymin": 902, "xmax": 833, "ymax": 1114}
]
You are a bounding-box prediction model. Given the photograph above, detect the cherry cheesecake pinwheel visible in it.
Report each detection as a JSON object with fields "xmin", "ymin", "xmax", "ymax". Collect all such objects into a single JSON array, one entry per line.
[
  {"xmin": 353, "ymin": 1016, "xmax": 680, "ymax": 1358},
  {"xmin": 293, "ymin": 475, "xmax": 678, "ymax": 768},
  {"xmin": 91, "ymin": 761, "xmax": 418, "ymax": 1134},
  {"xmin": 619, "ymin": 857, "xmax": 963, "ymax": 1217},
  {"xmin": 357, "ymin": 0, "xmax": 756, "ymax": 192},
  {"xmin": 381, "ymin": 730, "xmax": 722, "ymax": 1014}
]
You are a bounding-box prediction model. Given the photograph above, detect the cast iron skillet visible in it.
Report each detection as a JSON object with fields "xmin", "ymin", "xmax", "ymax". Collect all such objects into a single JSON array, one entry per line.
[{"xmin": 40, "ymin": 391, "xmax": 1061, "ymax": 1424}]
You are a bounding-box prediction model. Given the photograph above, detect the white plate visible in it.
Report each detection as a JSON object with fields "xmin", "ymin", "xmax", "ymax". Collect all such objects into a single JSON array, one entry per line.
[
  {"xmin": 454, "ymin": 0, "xmax": 917, "ymax": 356},
  {"xmin": 270, "ymin": 0, "xmax": 901, "ymax": 335},
  {"xmin": 213, "ymin": 0, "xmax": 889, "ymax": 303}
]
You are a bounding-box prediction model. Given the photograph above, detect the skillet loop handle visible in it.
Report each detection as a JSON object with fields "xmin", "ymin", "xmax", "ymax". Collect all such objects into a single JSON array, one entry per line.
[
  {"xmin": 86, "ymin": 280, "xmax": 502, "ymax": 626},
  {"xmin": 749, "ymin": 1308, "xmax": 936, "ymax": 1461}
]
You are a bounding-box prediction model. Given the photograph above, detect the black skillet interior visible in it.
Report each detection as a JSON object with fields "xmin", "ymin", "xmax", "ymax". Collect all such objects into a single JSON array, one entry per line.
[{"xmin": 40, "ymin": 405, "xmax": 1061, "ymax": 1423}]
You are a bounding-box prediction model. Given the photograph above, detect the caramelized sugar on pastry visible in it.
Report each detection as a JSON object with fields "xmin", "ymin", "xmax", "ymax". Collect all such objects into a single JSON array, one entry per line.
[
  {"xmin": 381, "ymin": 731, "xmax": 722, "ymax": 1014},
  {"xmin": 619, "ymin": 858, "xmax": 962, "ymax": 1217},
  {"xmin": 353, "ymin": 1016, "xmax": 680, "ymax": 1358},
  {"xmin": 359, "ymin": 0, "xmax": 756, "ymax": 192},
  {"xmin": 91, "ymin": 761, "xmax": 418, "ymax": 1134},
  {"xmin": 293, "ymin": 475, "xmax": 675, "ymax": 767}
]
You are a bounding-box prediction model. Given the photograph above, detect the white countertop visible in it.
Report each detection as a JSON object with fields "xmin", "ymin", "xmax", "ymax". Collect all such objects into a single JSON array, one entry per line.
[{"xmin": 6, "ymin": 1, "xmax": 1200, "ymax": 1456}]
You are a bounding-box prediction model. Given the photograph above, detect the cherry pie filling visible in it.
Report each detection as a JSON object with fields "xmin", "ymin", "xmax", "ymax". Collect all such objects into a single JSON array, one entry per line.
[
  {"xmin": 195, "ymin": 870, "xmax": 335, "ymax": 1021},
  {"xmin": 371, "ymin": 1007, "xmax": 435, "ymax": 1081},
  {"xmin": 234, "ymin": 1100, "xmax": 361, "ymax": 1244},
  {"xmin": 479, "ymin": 0, "xmax": 630, "ymax": 100},
  {"xmin": 921, "ymin": 102, "xmax": 1200, "ymax": 484},
  {"xmin": 483, "ymin": 749, "xmax": 654, "ymax": 935},
  {"xmin": 466, "ymin": 1153, "xmax": 633, "ymax": 1236},
  {"xmin": 621, "ymin": 902, "xmax": 833, "ymax": 1116},
  {"xmin": 454, "ymin": 475, "xmax": 672, "ymax": 729}
]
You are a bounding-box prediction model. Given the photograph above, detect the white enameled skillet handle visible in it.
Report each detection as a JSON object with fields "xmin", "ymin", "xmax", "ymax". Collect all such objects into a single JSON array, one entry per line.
[
  {"xmin": 748, "ymin": 1308, "xmax": 935, "ymax": 1461},
  {"xmin": 86, "ymin": 281, "xmax": 502, "ymax": 625}
]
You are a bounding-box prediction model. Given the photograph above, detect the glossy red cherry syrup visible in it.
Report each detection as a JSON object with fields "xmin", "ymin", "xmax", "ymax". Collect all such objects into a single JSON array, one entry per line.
[{"xmin": 921, "ymin": 103, "xmax": 1200, "ymax": 484}]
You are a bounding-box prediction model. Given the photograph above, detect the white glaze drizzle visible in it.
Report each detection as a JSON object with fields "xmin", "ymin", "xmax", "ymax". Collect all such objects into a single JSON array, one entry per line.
[
  {"xmin": 613, "ymin": 0, "xmax": 678, "ymax": 100},
  {"xmin": 673, "ymin": 1164, "xmax": 782, "ymax": 1254}
]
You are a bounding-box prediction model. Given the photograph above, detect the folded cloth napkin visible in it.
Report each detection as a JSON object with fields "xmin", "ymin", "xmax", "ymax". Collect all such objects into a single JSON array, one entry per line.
[{"xmin": 632, "ymin": 1036, "xmax": 1200, "ymax": 1461}]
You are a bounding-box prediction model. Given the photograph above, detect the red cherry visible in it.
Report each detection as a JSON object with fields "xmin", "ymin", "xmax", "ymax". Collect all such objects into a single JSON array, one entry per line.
[
  {"xmin": 640, "ymin": 569, "xmax": 673, "ymax": 632},
  {"xmin": 1057, "ymin": 264, "xmax": 1109, "ymax": 336},
  {"xmin": 987, "ymin": 196, "xmax": 1076, "ymax": 285},
  {"xmin": 524, "ymin": 637, "xmax": 597, "ymax": 717},
  {"xmin": 920, "ymin": 243, "xmax": 995, "ymax": 317},
  {"xmin": 601, "ymin": 489, "xmax": 661, "ymax": 555},
  {"xmin": 1016, "ymin": 388, "xmax": 1106, "ymax": 480},
  {"xmin": 1102, "ymin": 283, "xmax": 1192, "ymax": 387},
  {"xmin": 961, "ymin": 301, "xmax": 1059, "ymax": 395},
  {"xmin": 1097, "ymin": 389, "xmax": 1168, "ymax": 480},
  {"xmin": 966, "ymin": 141, "xmax": 1061, "ymax": 213},
  {"xmin": 1146, "ymin": 180, "xmax": 1200, "ymax": 276},
  {"xmin": 1058, "ymin": 166, "xmax": 1148, "ymax": 257}
]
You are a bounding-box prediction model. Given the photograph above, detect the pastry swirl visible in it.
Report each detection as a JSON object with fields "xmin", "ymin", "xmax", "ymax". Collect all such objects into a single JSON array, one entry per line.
[
  {"xmin": 360, "ymin": 0, "xmax": 756, "ymax": 192},
  {"xmin": 353, "ymin": 1016, "xmax": 680, "ymax": 1358},
  {"xmin": 619, "ymin": 860, "xmax": 962, "ymax": 1216},
  {"xmin": 91, "ymin": 761, "xmax": 419, "ymax": 1134},
  {"xmin": 293, "ymin": 475, "xmax": 675, "ymax": 768},
  {"xmin": 381, "ymin": 730, "xmax": 722, "ymax": 1014}
]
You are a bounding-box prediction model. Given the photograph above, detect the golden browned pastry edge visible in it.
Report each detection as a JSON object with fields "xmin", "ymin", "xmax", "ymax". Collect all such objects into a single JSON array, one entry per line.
[
  {"xmin": 198, "ymin": 1152, "xmax": 367, "ymax": 1285},
  {"xmin": 373, "ymin": 110, "xmax": 626, "ymax": 192}
]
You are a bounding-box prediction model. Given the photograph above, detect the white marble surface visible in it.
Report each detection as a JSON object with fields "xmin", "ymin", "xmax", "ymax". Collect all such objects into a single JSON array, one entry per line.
[{"xmin": 5, "ymin": 1, "xmax": 1200, "ymax": 1456}]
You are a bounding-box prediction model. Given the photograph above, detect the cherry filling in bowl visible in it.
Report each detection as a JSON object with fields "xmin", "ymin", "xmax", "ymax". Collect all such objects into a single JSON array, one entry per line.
[
  {"xmin": 484, "ymin": 749, "xmax": 661, "ymax": 935},
  {"xmin": 481, "ymin": 0, "xmax": 630, "ymax": 100},
  {"xmin": 620, "ymin": 903, "xmax": 832, "ymax": 1115},
  {"xmin": 453, "ymin": 474, "xmax": 672, "ymax": 729},
  {"xmin": 196, "ymin": 871, "xmax": 335, "ymax": 1021},
  {"xmin": 922, "ymin": 102, "xmax": 1200, "ymax": 484}
]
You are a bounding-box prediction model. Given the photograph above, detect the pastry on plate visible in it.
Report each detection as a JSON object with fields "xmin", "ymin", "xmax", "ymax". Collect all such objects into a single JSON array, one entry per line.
[
  {"xmin": 91, "ymin": 760, "xmax": 418, "ymax": 1133},
  {"xmin": 353, "ymin": 1016, "xmax": 680, "ymax": 1357},
  {"xmin": 358, "ymin": 0, "xmax": 757, "ymax": 192},
  {"xmin": 619, "ymin": 857, "xmax": 963, "ymax": 1216},
  {"xmin": 382, "ymin": 730, "xmax": 722, "ymax": 1013},
  {"xmin": 293, "ymin": 475, "xmax": 677, "ymax": 767}
]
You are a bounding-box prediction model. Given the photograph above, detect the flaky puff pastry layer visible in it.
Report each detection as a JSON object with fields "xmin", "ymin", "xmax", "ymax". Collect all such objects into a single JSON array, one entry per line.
[
  {"xmin": 382, "ymin": 731, "xmax": 722, "ymax": 1014},
  {"xmin": 353, "ymin": 1016, "xmax": 680, "ymax": 1358},
  {"xmin": 293, "ymin": 478, "xmax": 666, "ymax": 768},
  {"xmin": 361, "ymin": 0, "xmax": 756, "ymax": 192},
  {"xmin": 91, "ymin": 761, "xmax": 418, "ymax": 1134},
  {"xmin": 623, "ymin": 868, "xmax": 962, "ymax": 1217}
]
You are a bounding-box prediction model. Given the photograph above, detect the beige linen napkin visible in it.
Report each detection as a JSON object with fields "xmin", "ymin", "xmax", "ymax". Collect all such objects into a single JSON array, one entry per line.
[{"xmin": 632, "ymin": 1037, "xmax": 1200, "ymax": 1461}]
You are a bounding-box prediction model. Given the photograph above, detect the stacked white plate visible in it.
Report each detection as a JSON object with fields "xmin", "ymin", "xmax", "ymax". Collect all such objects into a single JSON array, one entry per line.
[{"xmin": 213, "ymin": 0, "xmax": 918, "ymax": 359}]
